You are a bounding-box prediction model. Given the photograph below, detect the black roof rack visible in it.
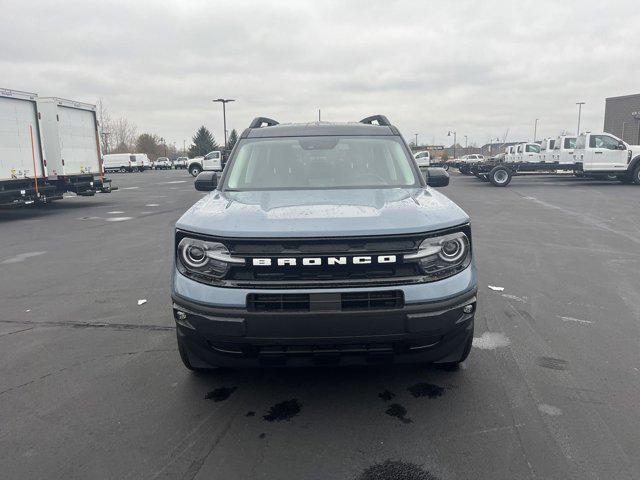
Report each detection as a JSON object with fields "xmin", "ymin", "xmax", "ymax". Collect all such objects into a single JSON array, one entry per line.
[
  {"xmin": 249, "ymin": 117, "xmax": 279, "ymax": 128},
  {"xmin": 359, "ymin": 115, "xmax": 391, "ymax": 127}
]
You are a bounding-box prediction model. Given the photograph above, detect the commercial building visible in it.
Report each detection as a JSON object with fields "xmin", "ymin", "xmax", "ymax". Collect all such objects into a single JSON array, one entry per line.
[{"xmin": 604, "ymin": 93, "xmax": 640, "ymax": 144}]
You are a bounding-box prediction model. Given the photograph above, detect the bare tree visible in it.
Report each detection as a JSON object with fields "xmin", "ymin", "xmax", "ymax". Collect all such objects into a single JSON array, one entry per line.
[
  {"xmin": 96, "ymin": 99, "xmax": 113, "ymax": 154},
  {"xmin": 111, "ymin": 117, "xmax": 138, "ymax": 153}
]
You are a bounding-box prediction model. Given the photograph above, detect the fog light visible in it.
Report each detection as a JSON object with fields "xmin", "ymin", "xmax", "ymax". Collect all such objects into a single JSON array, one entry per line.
[
  {"xmin": 174, "ymin": 309, "xmax": 195, "ymax": 329},
  {"xmin": 463, "ymin": 304, "xmax": 474, "ymax": 314}
]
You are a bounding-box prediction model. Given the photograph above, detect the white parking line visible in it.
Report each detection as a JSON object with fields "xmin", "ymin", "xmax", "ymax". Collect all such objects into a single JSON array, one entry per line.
[
  {"xmin": 105, "ymin": 217, "xmax": 133, "ymax": 222},
  {"xmin": 121, "ymin": 186, "xmax": 139, "ymax": 190},
  {"xmin": 560, "ymin": 316, "xmax": 593, "ymax": 325},
  {"xmin": 1, "ymin": 251, "xmax": 47, "ymax": 264},
  {"xmin": 107, "ymin": 211, "xmax": 124, "ymax": 214},
  {"xmin": 145, "ymin": 204, "xmax": 159, "ymax": 207}
]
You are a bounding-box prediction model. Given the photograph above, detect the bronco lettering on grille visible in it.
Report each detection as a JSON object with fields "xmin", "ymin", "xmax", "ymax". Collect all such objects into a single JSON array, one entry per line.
[{"xmin": 251, "ymin": 255, "xmax": 397, "ymax": 267}]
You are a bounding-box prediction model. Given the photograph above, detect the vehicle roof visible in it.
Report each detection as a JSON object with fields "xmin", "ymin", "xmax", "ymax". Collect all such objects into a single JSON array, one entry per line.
[{"xmin": 244, "ymin": 121, "xmax": 397, "ymax": 138}]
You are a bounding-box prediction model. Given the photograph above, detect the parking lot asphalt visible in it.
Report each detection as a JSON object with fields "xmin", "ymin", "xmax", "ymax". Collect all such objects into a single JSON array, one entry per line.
[{"xmin": 1, "ymin": 170, "xmax": 639, "ymax": 480}]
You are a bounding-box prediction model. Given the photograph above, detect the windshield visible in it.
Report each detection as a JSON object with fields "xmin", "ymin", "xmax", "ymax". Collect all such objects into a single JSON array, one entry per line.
[{"xmin": 224, "ymin": 136, "xmax": 419, "ymax": 191}]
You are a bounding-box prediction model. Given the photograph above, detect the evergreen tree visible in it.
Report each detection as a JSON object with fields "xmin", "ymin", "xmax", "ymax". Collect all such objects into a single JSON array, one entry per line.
[
  {"xmin": 188, "ymin": 126, "xmax": 218, "ymax": 157},
  {"xmin": 227, "ymin": 129, "xmax": 238, "ymax": 151}
]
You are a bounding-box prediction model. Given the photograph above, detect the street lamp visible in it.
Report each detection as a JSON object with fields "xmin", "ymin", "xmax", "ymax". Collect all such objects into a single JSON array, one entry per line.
[
  {"xmin": 464, "ymin": 135, "xmax": 468, "ymax": 154},
  {"xmin": 213, "ymin": 98, "xmax": 235, "ymax": 148},
  {"xmin": 576, "ymin": 102, "xmax": 585, "ymax": 136},
  {"xmin": 534, "ymin": 118, "xmax": 539, "ymax": 142},
  {"xmin": 447, "ymin": 130, "xmax": 457, "ymax": 159}
]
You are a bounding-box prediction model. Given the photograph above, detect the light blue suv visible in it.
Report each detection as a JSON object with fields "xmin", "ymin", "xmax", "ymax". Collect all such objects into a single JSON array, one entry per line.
[{"xmin": 172, "ymin": 115, "xmax": 477, "ymax": 370}]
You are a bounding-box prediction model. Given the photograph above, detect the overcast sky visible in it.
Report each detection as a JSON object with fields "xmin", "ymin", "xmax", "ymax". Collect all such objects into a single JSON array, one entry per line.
[{"xmin": 2, "ymin": 0, "xmax": 639, "ymax": 148}]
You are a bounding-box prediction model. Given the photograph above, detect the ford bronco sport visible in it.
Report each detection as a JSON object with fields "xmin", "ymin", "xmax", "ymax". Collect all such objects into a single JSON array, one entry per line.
[{"xmin": 172, "ymin": 115, "xmax": 477, "ymax": 370}]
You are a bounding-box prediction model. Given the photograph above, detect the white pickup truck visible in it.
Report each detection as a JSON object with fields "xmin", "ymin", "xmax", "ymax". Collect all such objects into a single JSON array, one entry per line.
[
  {"xmin": 573, "ymin": 132, "xmax": 640, "ymax": 183},
  {"xmin": 550, "ymin": 135, "xmax": 576, "ymax": 164},
  {"xmin": 539, "ymin": 137, "xmax": 556, "ymax": 162},
  {"xmin": 511, "ymin": 143, "xmax": 541, "ymax": 163},
  {"xmin": 188, "ymin": 150, "xmax": 223, "ymax": 177},
  {"xmin": 413, "ymin": 150, "xmax": 430, "ymax": 169}
]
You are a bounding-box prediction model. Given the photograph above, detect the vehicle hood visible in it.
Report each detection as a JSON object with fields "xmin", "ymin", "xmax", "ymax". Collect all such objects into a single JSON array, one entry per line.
[{"xmin": 176, "ymin": 188, "xmax": 470, "ymax": 237}]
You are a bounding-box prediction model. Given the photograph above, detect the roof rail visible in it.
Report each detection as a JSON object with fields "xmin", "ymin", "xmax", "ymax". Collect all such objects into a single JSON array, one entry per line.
[
  {"xmin": 249, "ymin": 117, "xmax": 279, "ymax": 129},
  {"xmin": 359, "ymin": 115, "xmax": 391, "ymax": 127}
]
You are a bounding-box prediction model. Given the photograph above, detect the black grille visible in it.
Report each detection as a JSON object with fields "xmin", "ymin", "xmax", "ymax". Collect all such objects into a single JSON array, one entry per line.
[
  {"xmin": 247, "ymin": 291, "xmax": 404, "ymax": 312},
  {"xmin": 341, "ymin": 291, "xmax": 404, "ymax": 310},
  {"xmin": 226, "ymin": 233, "xmax": 426, "ymax": 288},
  {"xmin": 247, "ymin": 293, "xmax": 310, "ymax": 312}
]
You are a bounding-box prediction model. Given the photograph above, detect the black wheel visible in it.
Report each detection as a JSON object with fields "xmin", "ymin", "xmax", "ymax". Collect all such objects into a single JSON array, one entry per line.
[
  {"xmin": 604, "ymin": 173, "xmax": 618, "ymax": 181},
  {"xmin": 442, "ymin": 164, "xmax": 450, "ymax": 171},
  {"xmin": 631, "ymin": 164, "xmax": 640, "ymax": 185},
  {"xmin": 489, "ymin": 166, "xmax": 512, "ymax": 187},
  {"xmin": 189, "ymin": 164, "xmax": 202, "ymax": 177}
]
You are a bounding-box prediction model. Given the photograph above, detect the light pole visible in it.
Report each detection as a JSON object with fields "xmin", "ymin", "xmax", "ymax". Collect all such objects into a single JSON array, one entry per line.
[
  {"xmin": 213, "ymin": 98, "xmax": 235, "ymax": 148},
  {"xmin": 183, "ymin": 139, "xmax": 186, "ymax": 156},
  {"xmin": 464, "ymin": 135, "xmax": 468, "ymax": 154},
  {"xmin": 448, "ymin": 131, "xmax": 457, "ymax": 159},
  {"xmin": 534, "ymin": 118, "xmax": 539, "ymax": 142},
  {"xmin": 576, "ymin": 102, "xmax": 585, "ymax": 136}
]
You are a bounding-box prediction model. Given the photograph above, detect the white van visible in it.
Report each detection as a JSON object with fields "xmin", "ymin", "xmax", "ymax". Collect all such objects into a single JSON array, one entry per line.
[
  {"xmin": 103, "ymin": 153, "xmax": 134, "ymax": 173},
  {"xmin": 132, "ymin": 153, "xmax": 149, "ymax": 171}
]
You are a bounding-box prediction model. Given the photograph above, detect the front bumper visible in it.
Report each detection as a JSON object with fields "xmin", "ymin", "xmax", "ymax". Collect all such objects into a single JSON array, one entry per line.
[{"xmin": 172, "ymin": 267, "xmax": 477, "ymax": 368}]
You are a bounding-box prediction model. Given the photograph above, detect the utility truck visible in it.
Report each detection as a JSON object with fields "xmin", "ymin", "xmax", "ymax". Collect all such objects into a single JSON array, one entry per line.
[
  {"xmin": 539, "ymin": 138, "xmax": 556, "ymax": 162},
  {"xmin": 573, "ymin": 132, "xmax": 640, "ymax": 183},
  {"xmin": 551, "ymin": 135, "xmax": 576, "ymax": 163},
  {"xmin": 188, "ymin": 150, "xmax": 223, "ymax": 177},
  {"xmin": 0, "ymin": 88, "xmax": 58, "ymax": 205},
  {"xmin": 37, "ymin": 97, "xmax": 111, "ymax": 195}
]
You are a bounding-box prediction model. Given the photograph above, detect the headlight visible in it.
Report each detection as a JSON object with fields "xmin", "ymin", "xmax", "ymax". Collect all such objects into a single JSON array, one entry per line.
[
  {"xmin": 177, "ymin": 237, "xmax": 244, "ymax": 282},
  {"xmin": 404, "ymin": 231, "xmax": 471, "ymax": 280}
]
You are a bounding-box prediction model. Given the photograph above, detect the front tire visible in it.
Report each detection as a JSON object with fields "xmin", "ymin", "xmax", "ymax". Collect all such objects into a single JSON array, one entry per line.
[
  {"xmin": 489, "ymin": 166, "xmax": 512, "ymax": 187},
  {"xmin": 631, "ymin": 164, "xmax": 640, "ymax": 185},
  {"xmin": 189, "ymin": 164, "xmax": 202, "ymax": 177}
]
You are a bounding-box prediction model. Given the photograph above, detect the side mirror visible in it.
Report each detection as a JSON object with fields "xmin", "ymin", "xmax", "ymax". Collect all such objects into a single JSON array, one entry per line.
[
  {"xmin": 194, "ymin": 171, "xmax": 218, "ymax": 191},
  {"xmin": 425, "ymin": 167, "xmax": 449, "ymax": 187},
  {"xmin": 618, "ymin": 143, "xmax": 626, "ymax": 150}
]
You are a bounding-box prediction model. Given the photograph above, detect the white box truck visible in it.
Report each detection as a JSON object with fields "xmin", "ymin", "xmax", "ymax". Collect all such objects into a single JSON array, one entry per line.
[
  {"xmin": 0, "ymin": 88, "xmax": 59, "ymax": 205},
  {"xmin": 37, "ymin": 97, "xmax": 111, "ymax": 195}
]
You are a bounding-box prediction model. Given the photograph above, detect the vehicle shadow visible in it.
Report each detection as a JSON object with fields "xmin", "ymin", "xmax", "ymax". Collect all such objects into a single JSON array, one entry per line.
[{"xmin": 0, "ymin": 199, "xmax": 119, "ymax": 222}]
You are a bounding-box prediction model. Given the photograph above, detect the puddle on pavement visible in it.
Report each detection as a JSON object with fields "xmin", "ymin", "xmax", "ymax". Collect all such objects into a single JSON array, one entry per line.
[
  {"xmin": 385, "ymin": 403, "xmax": 412, "ymax": 424},
  {"xmin": 204, "ymin": 386, "xmax": 237, "ymax": 402},
  {"xmin": 263, "ymin": 399, "xmax": 301, "ymax": 422},
  {"xmin": 378, "ymin": 389, "xmax": 395, "ymax": 401},
  {"xmin": 536, "ymin": 356, "xmax": 568, "ymax": 370},
  {"xmin": 407, "ymin": 383, "xmax": 444, "ymax": 399},
  {"xmin": 356, "ymin": 460, "xmax": 439, "ymax": 480}
]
